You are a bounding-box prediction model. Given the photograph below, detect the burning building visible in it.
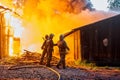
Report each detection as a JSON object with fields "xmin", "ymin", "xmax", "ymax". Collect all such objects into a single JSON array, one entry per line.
[
  {"xmin": 0, "ymin": 5, "xmax": 23, "ymax": 58},
  {"xmin": 0, "ymin": 12, "xmax": 7, "ymax": 58},
  {"xmin": 0, "ymin": 0, "xmax": 119, "ymax": 65},
  {"xmin": 65, "ymin": 14, "xmax": 120, "ymax": 66}
]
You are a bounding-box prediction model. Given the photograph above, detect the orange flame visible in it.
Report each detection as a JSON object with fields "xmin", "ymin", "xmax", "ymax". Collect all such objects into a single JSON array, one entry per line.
[
  {"xmin": 1, "ymin": 0, "xmax": 118, "ymax": 59},
  {"xmin": 4, "ymin": 11, "xmax": 24, "ymax": 56}
]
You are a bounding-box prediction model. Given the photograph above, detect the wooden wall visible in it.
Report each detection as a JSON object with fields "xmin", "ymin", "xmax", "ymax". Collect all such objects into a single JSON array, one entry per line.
[
  {"xmin": 0, "ymin": 13, "xmax": 9, "ymax": 58},
  {"xmin": 80, "ymin": 15, "xmax": 120, "ymax": 66},
  {"xmin": 65, "ymin": 14, "xmax": 120, "ymax": 66}
]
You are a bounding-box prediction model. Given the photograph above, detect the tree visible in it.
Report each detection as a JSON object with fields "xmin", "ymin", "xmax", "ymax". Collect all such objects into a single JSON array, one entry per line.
[
  {"xmin": 108, "ymin": 0, "xmax": 120, "ymax": 11},
  {"xmin": 66, "ymin": 0, "xmax": 94, "ymax": 13}
]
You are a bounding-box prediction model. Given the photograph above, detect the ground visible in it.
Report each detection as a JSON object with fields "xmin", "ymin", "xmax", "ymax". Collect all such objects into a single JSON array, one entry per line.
[{"xmin": 0, "ymin": 52, "xmax": 120, "ymax": 80}]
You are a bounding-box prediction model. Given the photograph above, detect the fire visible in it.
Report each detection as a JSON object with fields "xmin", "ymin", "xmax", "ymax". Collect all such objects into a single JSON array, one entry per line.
[
  {"xmin": 4, "ymin": 11, "xmax": 24, "ymax": 57},
  {"xmin": 9, "ymin": 37, "xmax": 13, "ymax": 56},
  {"xmin": 1, "ymin": 0, "xmax": 118, "ymax": 60},
  {"xmin": 21, "ymin": 0, "xmax": 117, "ymax": 61}
]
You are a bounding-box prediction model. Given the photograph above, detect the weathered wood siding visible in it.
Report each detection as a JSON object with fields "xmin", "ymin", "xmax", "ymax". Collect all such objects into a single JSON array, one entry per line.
[
  {"xmin": 65, "ymin": 14, "xmax": 120, "ymax": 66},
  {"xmin": 80, "ymin": 14, "xmax": 120, "ymax": 66}
]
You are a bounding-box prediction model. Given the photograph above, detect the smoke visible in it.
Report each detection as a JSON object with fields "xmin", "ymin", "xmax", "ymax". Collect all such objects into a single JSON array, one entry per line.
[
  {"xmin": 0, "ymin": 0, "xmax": 118, "ymax": 53},
  {"xmin": 20, "ymin": 0, "xmax": 119, "ymax": 52}
]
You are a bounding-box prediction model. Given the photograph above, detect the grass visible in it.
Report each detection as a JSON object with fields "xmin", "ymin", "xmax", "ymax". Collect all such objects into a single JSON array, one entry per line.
[
  {"xmin": 75, "ymin": 59, "xmax": 97, "ymax": 69},
  {"xmin": 75, "ymin": 59, "xmax": 120, "ymax": 71}
]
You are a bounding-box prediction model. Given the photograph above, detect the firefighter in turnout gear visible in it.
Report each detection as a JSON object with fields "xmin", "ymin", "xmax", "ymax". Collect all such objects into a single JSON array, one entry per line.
[
  {"xmin": 40, "ymin": 34, "xmax": 49, "ymax": 65},
  {"xmin": 56, "ymin": 34, "xmax": 70, "ymax": 69},
  {"xmin": 46, "ymin": 33, "xmax": 55, "ymax": 67}
]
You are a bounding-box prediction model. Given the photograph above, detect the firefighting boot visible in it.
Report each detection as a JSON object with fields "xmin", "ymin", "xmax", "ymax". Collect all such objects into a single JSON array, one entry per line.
[
  {"xmin": 56, "ymin": 65, "xmax": 60, "ymax": 69},
  {"xmin": 63, "ymin": 66, "xmax": 66, "ymax": 69}
]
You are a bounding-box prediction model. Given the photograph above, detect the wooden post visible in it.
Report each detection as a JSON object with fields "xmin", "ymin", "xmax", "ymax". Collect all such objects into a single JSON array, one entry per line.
[{"xmin": 0, "ymin": 13, "xmax": 9, "ymax": 58}]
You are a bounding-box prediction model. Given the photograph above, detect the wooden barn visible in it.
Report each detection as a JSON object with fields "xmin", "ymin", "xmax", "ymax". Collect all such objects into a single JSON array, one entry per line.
[
  {"xmin": 0, "ymin": 4, "xmax": 23, "ymax": 58},
  {"xmin": 64, "ymin": 14, "xmax": 120, "ymax": 66},
  {"xmin": 0, "ymin": 13, "xmax": 9, "ymax": 58}
]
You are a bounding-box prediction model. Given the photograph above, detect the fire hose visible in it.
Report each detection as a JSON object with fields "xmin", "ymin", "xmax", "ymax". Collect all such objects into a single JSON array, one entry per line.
[{"xmin": 8, "ymin": 65, "xmax": 62, "ymax": 80}]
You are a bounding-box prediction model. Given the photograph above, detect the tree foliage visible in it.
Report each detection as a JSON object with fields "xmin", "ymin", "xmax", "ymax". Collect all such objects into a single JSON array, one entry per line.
[
  {"xmin": 108, "ymin": 0, "xmax": 120, "ymax": 11},
  {"xmin": 67, "ymin": 0, "xmax": 94, "ymax": 13}
]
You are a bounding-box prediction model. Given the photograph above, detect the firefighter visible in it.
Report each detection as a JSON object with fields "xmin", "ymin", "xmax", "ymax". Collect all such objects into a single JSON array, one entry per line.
[
  {"xmin": 46, "ymin": 33, "xmax": 55, "ymax": 67},
  {"xmin": 56, "ymin": 34, "xmax": 70, "ymax": 69},
  {"xmin": 40, "ymin": 34, "xmax": 49, "ymax": 65}
]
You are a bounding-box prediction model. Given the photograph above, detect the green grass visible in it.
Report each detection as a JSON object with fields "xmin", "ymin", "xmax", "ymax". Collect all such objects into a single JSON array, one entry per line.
[
  {"xmin": 75, "ymin": 59, "xmax": 120, "ymax": 70},
  {"xmin": 75, "ymin": 59, "xmax": 97, "ymax": 69}
]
